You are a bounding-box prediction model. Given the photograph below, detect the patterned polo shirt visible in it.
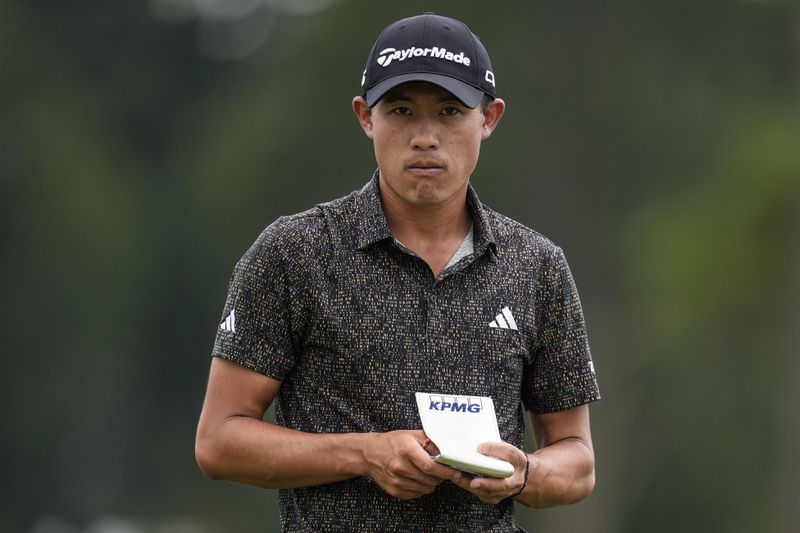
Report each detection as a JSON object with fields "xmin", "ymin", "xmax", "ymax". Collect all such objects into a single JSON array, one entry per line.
[{"xmin": 212, "ymin": 172, "xmax": 600, "ymax": 532}]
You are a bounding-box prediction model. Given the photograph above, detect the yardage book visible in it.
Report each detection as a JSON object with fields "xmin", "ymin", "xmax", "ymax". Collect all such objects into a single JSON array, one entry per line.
[{"xmin": 415, "ymin": 392, "xmax": 514, "ymax": 478}]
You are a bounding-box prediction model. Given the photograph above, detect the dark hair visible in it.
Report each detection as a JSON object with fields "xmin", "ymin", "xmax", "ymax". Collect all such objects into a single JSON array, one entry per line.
[{"xmin": 479, "ymin": 94, "xmax": 495, "ymax": 113}]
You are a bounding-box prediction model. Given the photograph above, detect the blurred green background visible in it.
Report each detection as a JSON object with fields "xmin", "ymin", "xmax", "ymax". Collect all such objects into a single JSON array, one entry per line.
[{"xmin": 2, "ymin": 0, "xmax": 798, "ymax": 532}]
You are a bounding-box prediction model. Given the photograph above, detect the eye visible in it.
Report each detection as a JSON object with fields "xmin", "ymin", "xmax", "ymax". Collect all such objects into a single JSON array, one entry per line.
[
  {"xmin": 441, "ymin": 106, "xmax": 462, "ymax": 117},
  {"xmin": 391, "ymin": 106, "xmax": 412, "ymax": 116}
]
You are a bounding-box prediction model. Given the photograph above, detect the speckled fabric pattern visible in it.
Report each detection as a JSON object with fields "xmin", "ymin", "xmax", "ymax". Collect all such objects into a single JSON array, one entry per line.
[{"xmin": 212, "ymin": 171, "xmax": 600, "ymax": 532}]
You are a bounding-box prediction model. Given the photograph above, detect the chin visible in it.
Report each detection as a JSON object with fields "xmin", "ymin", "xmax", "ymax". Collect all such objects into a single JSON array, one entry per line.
[{"xmin": 411, "ymin": 186, "xmax": 443, "ymax": 205}]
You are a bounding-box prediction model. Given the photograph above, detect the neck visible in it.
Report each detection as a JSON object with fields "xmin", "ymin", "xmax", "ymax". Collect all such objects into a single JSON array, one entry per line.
[
  {"xmin": 380, "ymin": 183, "xmax": 472, "ymax": 243},
  {"xmin": 378, "ymin": 179, "xmax": 473, "ymax": 278}
]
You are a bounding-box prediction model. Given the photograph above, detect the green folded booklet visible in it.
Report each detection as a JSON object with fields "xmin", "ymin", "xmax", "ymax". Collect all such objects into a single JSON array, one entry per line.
[{"xmin": 415, "ymin": 392, "xmax": 514, "ymax": 478}]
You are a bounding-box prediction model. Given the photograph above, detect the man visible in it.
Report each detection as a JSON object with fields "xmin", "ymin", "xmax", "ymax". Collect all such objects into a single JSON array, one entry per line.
[{"xmin": 196, "ymin": 12, "xmax": 600, "ymax": 532}]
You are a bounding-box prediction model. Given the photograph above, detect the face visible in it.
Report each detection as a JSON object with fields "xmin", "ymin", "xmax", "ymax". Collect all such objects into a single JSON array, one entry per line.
[{"xmin": 353, "ymin": 82, "xmax": 505, "ymax": 210}]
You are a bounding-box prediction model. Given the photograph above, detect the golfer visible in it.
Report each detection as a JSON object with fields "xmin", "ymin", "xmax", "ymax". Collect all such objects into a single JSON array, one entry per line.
[{"xmin": 196, "ymin": 12, "xmax": 600, "ymax": 532}]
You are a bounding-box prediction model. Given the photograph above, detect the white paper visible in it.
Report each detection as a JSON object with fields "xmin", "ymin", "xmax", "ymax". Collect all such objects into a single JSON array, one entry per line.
[{"xmin": 415, "ymin": 392, "xmax": 514, "ymax": 478}]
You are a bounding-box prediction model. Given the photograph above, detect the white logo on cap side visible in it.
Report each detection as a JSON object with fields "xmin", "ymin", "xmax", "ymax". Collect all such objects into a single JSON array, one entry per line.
[
  {"xmin": 485, "ymin": 70, "xmax": 495, "ymax": 87},
  {"xmin": 376, "ymin": 46, "xmax": 471, "ymax": 68}
]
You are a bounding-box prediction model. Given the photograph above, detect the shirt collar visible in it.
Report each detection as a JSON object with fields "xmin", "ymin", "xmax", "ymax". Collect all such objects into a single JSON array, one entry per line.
[
  {"xmin": 354, "ymin": 170, "xmax": 394, "ymax": 250},
  {"xmin": 466, "ymin": 181, "xmax": 498, "ymax": 259},
  {"xmin": 354, "ymin": 170, "xmax": 497, "ymax": 258}
]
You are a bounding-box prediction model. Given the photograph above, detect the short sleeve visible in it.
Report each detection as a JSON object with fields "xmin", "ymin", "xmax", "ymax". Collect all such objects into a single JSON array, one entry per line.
[
  {"xmin": 211, "ymin": 222, "xmax": 297, "ymax": 379},
  {"xmin": 523, "ymin": 246, "xmax": 600, "ymax": 413}
]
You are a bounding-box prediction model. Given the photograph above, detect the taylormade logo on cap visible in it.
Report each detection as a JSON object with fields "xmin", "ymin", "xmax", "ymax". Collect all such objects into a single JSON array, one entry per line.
[{"xmin": 376, "ymin": 46, "xmax": 471, "ymax": 68}]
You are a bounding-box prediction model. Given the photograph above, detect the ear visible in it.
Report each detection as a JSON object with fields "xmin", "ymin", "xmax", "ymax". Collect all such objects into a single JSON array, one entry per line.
[
  {"xmin": 481, "ymin": 98, "xmax": 506, "ymax": 140},
  {"xmin": 352, "ymin": 96, "xmax": 374, "ymax": 139}
]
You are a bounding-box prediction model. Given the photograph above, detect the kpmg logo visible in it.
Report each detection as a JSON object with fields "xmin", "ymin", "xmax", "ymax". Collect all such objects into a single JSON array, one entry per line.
[
  {"xmin": 428, "ymin": 395, "xmax": 483, "ymax": 413},
  {"xmin": 376, "ymin": 46, "xmax": 471, "ymax": 68}
]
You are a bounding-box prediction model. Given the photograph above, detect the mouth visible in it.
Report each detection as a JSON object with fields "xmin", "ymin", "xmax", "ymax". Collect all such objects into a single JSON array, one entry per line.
[{"xmin": 406, "ymin": 161, "xmax": 446, "ymax": 177}]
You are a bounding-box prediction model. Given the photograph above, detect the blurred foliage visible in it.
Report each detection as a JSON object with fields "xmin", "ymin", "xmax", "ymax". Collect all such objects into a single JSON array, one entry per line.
[
  {"xmin": 629, "ymin": 110, "xmax": 797, "ymax": 343},
  {"xmin": 1, "ymin": 1, "xmax": 797, "ymax": 532}
]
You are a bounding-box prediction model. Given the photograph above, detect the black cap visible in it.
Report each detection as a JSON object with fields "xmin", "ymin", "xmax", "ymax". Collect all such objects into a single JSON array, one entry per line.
[{"xmin": 360, "ymin": 13, "xmax": 496, "ymax": 109}]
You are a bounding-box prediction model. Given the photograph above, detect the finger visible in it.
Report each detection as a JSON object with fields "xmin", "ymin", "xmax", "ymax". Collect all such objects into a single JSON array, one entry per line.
[
  {"xmin": 476, "ymin": 442, "xmax": 525, "ymax": 465},
  {"xmin": 385, "ymin": 455, "xmax": 452, "ymax": 491},
  {"xmin": 421, "ymin": 438, "xmax": 441, "ymax": 456},
  {"xmin": 451, "ymin": 477, "xmax": 506, "ymax": 505},
  {"xmin": 381, "ymin": 477, "xmax": 437, "ymax": 500},
  {"xmin": 450, "ymin": 459, "xmax": 524, "ymax": 503},
  {"xmin": 457, "ymin": 475, "xmax": 503, "ymax": 495},
  {"xmin": 450, "ymin": 471, "xmax": 474, "ymax": 491},
  {"xmin": 467, "ymin": 474, "xmax": 506, "ymax": 492},
  {"xmin": 377, "ymin": 460, "xmax": 442, "ymax": 496},
  {"xmin": 466, "ymin": 476, "xmax": 516, "ymax": 505},
  {"xmin": 407, "ymin": 446, "xmax": 459, "ymax": 481},
  {"xmin": 388, "ymin": 474, "xmax": 440, "ymax": 495}
]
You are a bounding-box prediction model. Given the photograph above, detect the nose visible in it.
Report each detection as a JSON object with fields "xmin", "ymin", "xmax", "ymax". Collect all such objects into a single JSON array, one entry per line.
[{"xmin": 411, "ymin": 117, "xmax": 439, "ymax": 150}]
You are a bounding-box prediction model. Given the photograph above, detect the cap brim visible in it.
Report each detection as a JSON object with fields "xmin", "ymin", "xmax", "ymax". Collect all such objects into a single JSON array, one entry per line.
[{"xmin": 365, "ymin": 72, "xmax": 485, "ymax": 109}]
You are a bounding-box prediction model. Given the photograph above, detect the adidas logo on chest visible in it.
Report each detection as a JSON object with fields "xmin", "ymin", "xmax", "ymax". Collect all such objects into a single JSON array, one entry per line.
[{"xmin": 489, "ymin": 306, "xmax": 518, "ymax": 330}]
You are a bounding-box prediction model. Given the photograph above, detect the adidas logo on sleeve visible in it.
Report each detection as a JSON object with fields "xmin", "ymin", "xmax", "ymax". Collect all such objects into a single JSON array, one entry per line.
[{"xmin": 219, "ymin": 310, "xmax": 236, "ymax": 333}]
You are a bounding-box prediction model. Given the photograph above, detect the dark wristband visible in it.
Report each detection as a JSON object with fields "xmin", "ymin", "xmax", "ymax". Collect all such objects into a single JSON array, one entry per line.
[{"xmin": 510, "ymin": 454, "xmax": 530, "ymax": 498}]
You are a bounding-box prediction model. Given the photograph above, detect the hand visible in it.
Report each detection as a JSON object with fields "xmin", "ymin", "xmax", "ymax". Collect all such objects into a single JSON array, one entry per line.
[
  {"xmin": 450, "ymin": 442, "xmax": 529, "ymax": 504},
  {"xmin": 363, "ymin": 429, "xmax": 457, "ymax": 500}
]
